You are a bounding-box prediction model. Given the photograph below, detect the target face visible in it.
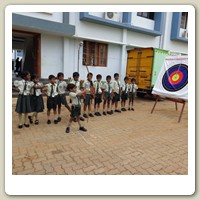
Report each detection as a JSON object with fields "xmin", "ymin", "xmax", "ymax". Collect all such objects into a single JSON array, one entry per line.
[{"xmin": 162, "ymin": 64, "xmax": 188, "ymax": 92}]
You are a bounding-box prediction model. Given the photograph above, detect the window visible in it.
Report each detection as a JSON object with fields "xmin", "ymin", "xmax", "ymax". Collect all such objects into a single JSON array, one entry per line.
[
  {"xmin": 82, "ymin": 41, "xmax": 108, "ymax": 66},
  {"xmin": 181, "ymin": 12, "xmax": 188, "ymax": 29},
  {"xmin": 137, "ymin": 12, "xmax": 154, "ymax": 20}
]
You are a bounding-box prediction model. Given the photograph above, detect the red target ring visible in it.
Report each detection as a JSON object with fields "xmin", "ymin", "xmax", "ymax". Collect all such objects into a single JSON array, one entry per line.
[{"xmin": 168, "ymin": 71, "xmax": 183, "ymax": 85}]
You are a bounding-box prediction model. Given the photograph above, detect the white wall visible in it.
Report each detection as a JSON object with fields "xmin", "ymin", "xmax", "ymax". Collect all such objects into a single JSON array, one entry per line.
[
  {"xmin": 131, "ymin": 13, "xmax": 155, "ymax": 30},
  {"xmin": 126, "ymin": 30, "xmax": 160, "ymax": 48},
  {"xmin": 41, "ymin": 34, "xmax": 63, "ymax": 78},
  {"xmin": 71, "ymin": 13, "xmax": 123, "ymax": 43},
  {"xmin": 15, "ymin": 12, "xmax": 63, "ymax": 23}
]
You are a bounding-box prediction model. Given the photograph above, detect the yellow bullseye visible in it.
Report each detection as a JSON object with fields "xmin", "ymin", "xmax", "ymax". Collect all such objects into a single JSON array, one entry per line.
[{"xmin": 172, "ymin": 74, "xmax": 180, "ymax": 81}]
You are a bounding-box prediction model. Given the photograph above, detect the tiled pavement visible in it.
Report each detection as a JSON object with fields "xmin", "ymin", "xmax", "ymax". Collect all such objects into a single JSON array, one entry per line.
[{"xmin": 12, "ymin": 96, "xmax": 188, "ymax": 175}]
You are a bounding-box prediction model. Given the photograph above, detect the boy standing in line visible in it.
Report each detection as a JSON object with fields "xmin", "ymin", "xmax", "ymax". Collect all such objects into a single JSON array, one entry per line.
[
  {"xmin": 56, "ymin": 72, "xmax": 71, "ymax": 122},
  {"xmin": 111, "ymin": 73, "xmax": 121, "ymax": 113},
  {"xmin": 94, "ymin": 74, "xmax": 103, "ymax": 116},
  {"xmin": 102, "ymin": 75, "xmax": 114, "ymax": 115},
  {"xmin": 82, "ymin": 72, "xmax": 94, "ymax": 118}
]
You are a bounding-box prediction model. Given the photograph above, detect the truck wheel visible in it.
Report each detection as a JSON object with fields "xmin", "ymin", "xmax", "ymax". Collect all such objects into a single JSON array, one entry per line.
[{"xmin": 137, "ymin": 92, "xmax": 146, "ymax": 98}]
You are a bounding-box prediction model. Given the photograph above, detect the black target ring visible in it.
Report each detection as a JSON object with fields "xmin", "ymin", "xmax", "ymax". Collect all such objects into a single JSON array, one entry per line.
[{"xmin": 162, "ymin": 64, "xmax": 188, "ymax": 92}]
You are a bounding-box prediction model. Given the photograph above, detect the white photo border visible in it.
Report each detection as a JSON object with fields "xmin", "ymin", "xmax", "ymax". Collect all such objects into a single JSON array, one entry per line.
[{"xmin": 5, "ymin": 5, "xmax": 195, "ymax": 195}]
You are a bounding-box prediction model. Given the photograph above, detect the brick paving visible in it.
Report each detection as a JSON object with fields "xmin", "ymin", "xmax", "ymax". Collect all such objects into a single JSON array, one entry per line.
[{"xmin": 12, "ymin": 96, "xmax": 188, "ymax": 175}]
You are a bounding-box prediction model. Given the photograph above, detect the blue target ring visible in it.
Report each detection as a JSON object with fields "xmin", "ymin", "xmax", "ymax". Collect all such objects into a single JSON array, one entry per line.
[{"xmin": 162, "ymin": 64, "xmax": 188, "ymax": 92}]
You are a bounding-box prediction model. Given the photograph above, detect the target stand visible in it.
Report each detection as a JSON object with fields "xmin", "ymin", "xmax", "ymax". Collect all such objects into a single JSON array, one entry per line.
[{"xmin": 151, "ymin": 95, "xmax": 186, "ymax": 123}]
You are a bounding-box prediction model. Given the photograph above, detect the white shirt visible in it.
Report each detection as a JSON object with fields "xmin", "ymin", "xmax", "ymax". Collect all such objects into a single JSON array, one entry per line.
[
  {"xmin": 69, "ymin": 91, "xmax": 81, "ymax": 105},
  {"xmin": 121, "ymin": 83, "xmax": 129, "ymax": 93},
  {"xmin": 70, "ymin": 79, "xmax": 81, "ymax": 92},
  {"xmin": 93, "ymin": 81, "xmax": 103, "ymax": 94},
  {"xmin": 31, "ymin": 82, "xmax": 43, "ymax": 96},
  {"xmin": 83, "ymin": 80, "xmax": 93, "ymax": 94},
  {"xmin": 45, "ymin": 83, "xmax": 58, "ymax": 97},
  {"xmin": 129, "ymin": 83, "xmax": 138, "ymax": 93},
  {"xmin": 112, "ymin": 80, "xmax": 121, "ymax": 94},
  {"xmin": 104, "ymin": 82, "xmax": 113, "ymax": 93},
  {"xmin": 14, "ymin": 79, "xmax": 34, "ymax": 95},
  {"xmin": 56, "ymin": 80, "xmax": 67, "ymax": 94}
]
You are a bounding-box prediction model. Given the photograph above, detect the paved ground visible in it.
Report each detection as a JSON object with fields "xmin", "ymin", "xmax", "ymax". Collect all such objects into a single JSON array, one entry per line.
[{"xmin": 12, "ymin": 96, "xmax": 188, "ymax": 175}]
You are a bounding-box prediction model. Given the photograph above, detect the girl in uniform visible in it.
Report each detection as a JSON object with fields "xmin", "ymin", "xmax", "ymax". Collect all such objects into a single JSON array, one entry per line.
[
  {"xmin": 121, "ymin": 76, "xmax": 129, "ymax": 111},
  {"xmin": 29, "ymin": 74, "xmax": 45, "ymax": 125}
]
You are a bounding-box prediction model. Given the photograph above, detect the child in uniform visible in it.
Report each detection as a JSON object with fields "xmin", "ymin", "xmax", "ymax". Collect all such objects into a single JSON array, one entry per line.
[
  {"xmin": 111, "ymin": 73, "xmax": 121, "ymax": 113},
  {"xmin": 128, "ymin": 78, "xmax": 138, "ymax": 111},
  {"xmin": 13, "ymin": 71, "xmax": 44, "ymax": 128},
  {"xmin": 44, "ymin": 75, "xmax": 59, "ymax": 124},
  {"xmin": 29, "ymin": 74, "xmax": 44, "ymax": 125},
  {"xmin": 56, "ymin": 72, "xmax": 71, "ymax": 122},
  {"xmin": 82, "ymin": 72, "xmax": 94, "ymax": 118},
  {"xmin": 66, "ymin": 83, "xmax": 87, "ymax": 133},
  {"xmin": 69, "ymin": 72, "xmax": 84, "ymax": 121},
  {"xmin": 121, "ymin": 76, "xmax": 129, "ymax": 111},
  {"xmin": 94, "ymin": 74, "xmax": 103, "ymax": 116},
  {"xmin": 102, "ymin": 75, "xmax": 114, "ymax": 115}
]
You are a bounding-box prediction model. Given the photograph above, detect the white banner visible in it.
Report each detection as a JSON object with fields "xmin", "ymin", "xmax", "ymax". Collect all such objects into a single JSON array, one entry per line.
[{"xmin": 152, "ymin": 56, "xmax": 188, "ymax": 101}]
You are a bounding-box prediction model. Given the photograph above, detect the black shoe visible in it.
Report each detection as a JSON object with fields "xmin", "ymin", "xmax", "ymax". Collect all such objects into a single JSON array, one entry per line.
[
  {"xmin": 110, "ymin": 110, "xmax": 113, "ymax": 114},
  {"xmin": 66, "ymin": 127, "xmax": 70, "ymax": 133},
  {"xmin": 57, "ymin": 117, "xmax": 61, "ymax": 122},
  {"xmin": 73, "ymin": 118, "xmax": 77, "ymax": 122},
  {"xmin": 131, "ymin": 108, "xmax": 134, "ymax": 111},
  {"xmin": 47, "ymin": 120, "xmax": 51, "ymax": 124},
  {"xmin": 89, "ymin": 113, "xmax": 94, "ymax": 117},
  {"xmin": 28, "ymin": 116, "xmax": 33, "ymax": 124},
  {"xmin": 79, "ymin": 126, "xmax": 87, "ymax": 132},
  {"xmin": 80, "ymin": 116, "xmax": 85, "ymax": 121},
  {"xmin": 54, "ymin": 120, "xmax": 58, "ymax": 124},
  {"xmin": 24, "ymin": 124, "xmax": 30, "ymax": 128},
  {"xmin": 115, "ymin": 109, "xmax": 121, "ymax": 113},
  {"xmin": 128, "ymin": 108, "xmax": 131, "ymax": 111},
  {"xmin": 94, "ymin": 112, "xmax": 99, "ymax": 116},
  {"xmin": 124, "ymin": 108, "xmax": 127, "ymax": 111},
  {"xmin": 18, "ymin": 125, "xmax": 23, "ymax": 129},
  {"xmin": 83, "ymin": 114, "xmax": 88, "ymax": 118},
  {"xmin": 97, "ymin": 112, "xmax": 101, "ymax": 116},
  {"xmin": 103, "ymin": 111, "xmax": 107, "ymax": 115},
  {"xmin": 107, "ymin": 111, "xmax": 111, "ymax": 115},
  {"xmin": 35, "ymin": 120, "xmax": 39, "ymax": 125}
]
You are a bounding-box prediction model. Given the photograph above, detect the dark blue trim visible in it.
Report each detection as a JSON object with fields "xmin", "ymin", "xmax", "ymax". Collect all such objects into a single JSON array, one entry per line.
[
  {"xmin": 80, "ymin": 12, "xmax": 163, "ymax": 36},
  {"xmin": 122, "ymin": 12, "xmax": 131, "ymax": 24},
  {"xmin": 170, "ymin": 12, "xmax": 188, "ymax": 43},
  {"xmin": 12, "ymin": 13, "xmax": 75, "ymax": 36},
  {"xmin": 63, "ymin": 12, "xmax": 69, "ymax": 24}
]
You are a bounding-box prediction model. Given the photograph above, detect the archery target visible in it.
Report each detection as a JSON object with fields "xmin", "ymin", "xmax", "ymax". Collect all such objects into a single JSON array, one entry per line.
[
  {"xmin": 152, "ymin": 56, "xmax": 188, "ymax": 101},
  {"xmin": 162, "ymin": 64, "xmax": 188, "ymax": 92}
]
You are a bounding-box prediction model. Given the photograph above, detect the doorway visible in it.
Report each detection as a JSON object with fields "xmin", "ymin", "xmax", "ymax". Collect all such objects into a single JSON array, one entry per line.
[{"xmin": 12, "ymin": 30, "xmax": 41, "ymax": 78}]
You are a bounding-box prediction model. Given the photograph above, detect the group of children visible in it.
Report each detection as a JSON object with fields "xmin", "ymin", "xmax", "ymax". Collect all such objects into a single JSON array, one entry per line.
[{"xmin": 13, "ymin": 71, "xmax": 138, "ymax": 133}]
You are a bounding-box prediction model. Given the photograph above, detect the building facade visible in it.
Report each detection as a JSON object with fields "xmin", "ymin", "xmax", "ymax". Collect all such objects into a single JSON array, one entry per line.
[{"xmin": 12, "ymin": 12, "xmax": 188, "ymax": 81}]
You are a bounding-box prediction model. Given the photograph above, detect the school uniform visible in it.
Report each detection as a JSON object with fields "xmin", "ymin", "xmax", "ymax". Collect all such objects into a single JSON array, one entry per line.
[
  {"xmin": 129, "ymin": 83, "xmax": 138, "ymax": 100},
  {"xmin": 30, "ymin": 82, "xmax": 44, "ymax": 112},
  {"xmin": 104, "ymin": 82, "xmax": 113, "ymax": 102},
  {"xmin": 70, "ymin": 79, "xmax": 81, "ymax": 92},
  {"xmin": 94, "ymin": 81, "xmax": 103, "ymax": 105},
  {"xmin": 69, "ymin": 91, "xmax": 81, "ymax": 117},
  {"xmin": 83, "ymin": 80, "xmax": 93, "ymax": 106},
  {"xmin": 112, "ymin": 80, "xmax": 121, "ymax": 102},
  {"xmin": 121, "ymin": 83, "xmax": 129, "ymax": 101},
  {"xmin": 56, "ymin": 80, "xmax": 68, "ymax": 107},
  {"xmin": 14, "ymin": 80, "xmax": 34, "ymax": 114},
  {"xmin": 45, "ymin": 83, "xmax": 58, "ymax": 110}
]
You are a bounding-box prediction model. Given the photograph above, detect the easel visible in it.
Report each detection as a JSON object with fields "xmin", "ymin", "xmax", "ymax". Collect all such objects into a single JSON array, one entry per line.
[{"xmin": 151, "ymin": 95, "xmax": 186, "ymax": 123}]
